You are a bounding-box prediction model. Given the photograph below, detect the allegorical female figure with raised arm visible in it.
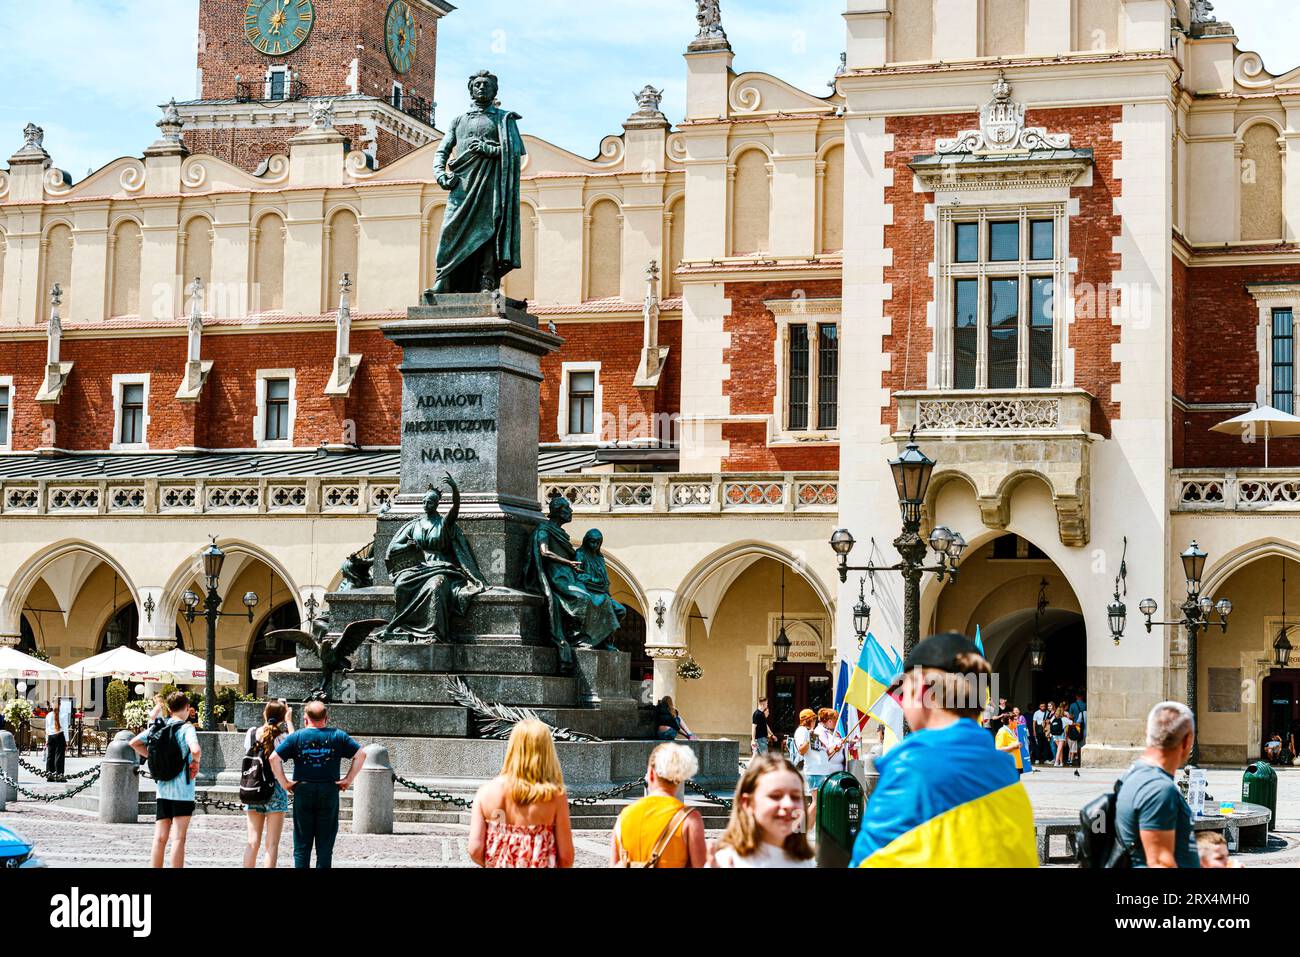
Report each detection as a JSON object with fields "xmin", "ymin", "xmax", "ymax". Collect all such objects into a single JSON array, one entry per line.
[{"xmin": 380, "ymin": 473, "xmax": 486, "ymax": 642}]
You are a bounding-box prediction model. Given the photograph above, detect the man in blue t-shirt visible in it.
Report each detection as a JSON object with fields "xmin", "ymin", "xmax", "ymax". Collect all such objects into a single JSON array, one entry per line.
[
  {"xmin": 1115, "ymin": 701, "xmax": 1200, "ymax": 868},
  {"xmin": 130, "ymin": 691, "xmax": 202, "ymax": 868},
  {"xmin": 271, "ymin": 699, "xmax": 367, "ymax": 869}
]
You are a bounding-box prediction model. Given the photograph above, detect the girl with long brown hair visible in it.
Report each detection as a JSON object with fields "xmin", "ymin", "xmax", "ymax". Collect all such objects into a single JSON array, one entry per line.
[
  {"xmin": 242, "ymin": 700, "xmax": 293, "ymax": 868},
  {"xmin": 710, "ymin": 753, "xmax": 815, "ymax": 868}
]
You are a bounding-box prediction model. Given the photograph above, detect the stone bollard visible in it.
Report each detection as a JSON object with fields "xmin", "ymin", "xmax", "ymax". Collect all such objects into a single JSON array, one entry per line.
[
  {"xmin": 98, "ymin": 731, "xmax": 141, "ymax": 824},
  {"xmin": 350, "ymin": 744, "xmax": 394, "ymax": 835},
  {"xmin": 0, "ymin": 731, "xmax": 18, "ymax": 806}
]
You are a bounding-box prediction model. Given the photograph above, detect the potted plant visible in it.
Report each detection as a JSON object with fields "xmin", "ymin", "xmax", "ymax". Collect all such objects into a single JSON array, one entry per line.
[
  {"xmin": 123, "ymin": 699, "xmax": 153, "ymax": 733},
  {"xmin": 3, "ymin": 698, "xmax": 34, "ymax": 751},
  {"xmin": 105, "ymin": 679, "xmax": 129, "ymax": 726}
]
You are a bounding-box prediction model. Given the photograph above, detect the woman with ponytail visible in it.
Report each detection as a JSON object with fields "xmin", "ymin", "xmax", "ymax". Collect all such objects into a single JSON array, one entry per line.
[{"xmin": 242, "ymin": 700, "xmax": 294, "ymax": 868}]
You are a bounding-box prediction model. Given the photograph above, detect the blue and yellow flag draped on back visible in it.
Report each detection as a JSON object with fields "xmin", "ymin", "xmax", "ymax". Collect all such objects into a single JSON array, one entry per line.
[{"xmin": 850, "ymin": 719, "xmax": 1038, "ymax": 868}]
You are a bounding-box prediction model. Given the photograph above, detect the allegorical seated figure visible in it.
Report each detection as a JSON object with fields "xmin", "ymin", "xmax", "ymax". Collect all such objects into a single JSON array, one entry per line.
[
  {"xmin": 577, "ymin": 529, "xmax": 627, "ymax": 631},
  {"xmin": 380, "ymin": 473, "xmax": 486, "ymax": 643},
  {"xmin": 525, "ymin": 496, "xmax": 624, "ymax": 672}
]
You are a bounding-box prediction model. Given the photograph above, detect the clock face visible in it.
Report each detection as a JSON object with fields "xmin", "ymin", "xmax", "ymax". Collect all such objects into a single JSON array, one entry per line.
[
  {"xmin": 244, "ymin": 0, "xmax": 315, "ymax": 57},
  {"xmin": 385, "ymin": 0, "xmax": 418, "ymax": 74}
]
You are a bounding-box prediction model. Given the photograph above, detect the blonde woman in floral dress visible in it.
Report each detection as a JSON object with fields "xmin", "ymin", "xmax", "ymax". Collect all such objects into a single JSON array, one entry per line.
[{"xmin": 468, "ymin": 719, "xmax": 575, "ymax": 868}]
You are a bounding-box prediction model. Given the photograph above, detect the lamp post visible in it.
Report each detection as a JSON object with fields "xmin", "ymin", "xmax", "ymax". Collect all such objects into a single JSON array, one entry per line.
[
  {"xmin": 1137, "ymin": 541, "xmax": 1232, "ymax": 768},
  {"xmin": 830, "ymin": 429, "xmax": 965, "ymax": 663},
  {"xmin": 182, "ymin": 538, "xmax": 259, "ymax": 731}
]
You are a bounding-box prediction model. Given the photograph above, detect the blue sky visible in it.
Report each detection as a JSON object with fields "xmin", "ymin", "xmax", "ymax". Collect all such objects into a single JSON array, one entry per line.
[{"xmin": 0, "ymin": 0, "xmax": 1294, "ymax": 179}]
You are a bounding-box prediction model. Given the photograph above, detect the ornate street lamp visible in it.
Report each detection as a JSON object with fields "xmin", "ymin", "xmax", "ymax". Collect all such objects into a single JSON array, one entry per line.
[
  {"xmin": 831, "ymin": 429, "xmax": 963, "ymax": 665},
  {"xmin": 183, "ymin": 538, "xmax": 259, "ymax": 731},
  {"xmin": 1139, "ymin": 540, "xmax": 1231, "ymax": 767},
  {"xmin": 1275, "ymin": 629, "xmax": 1293, "ymax": 669},
  {"xmin": 852, "ymin": 578, "xmax": 872, "ymax": 647},
  {"xmin": 773, "ymin": 564, "xmax": 791, "ymax": 664}
]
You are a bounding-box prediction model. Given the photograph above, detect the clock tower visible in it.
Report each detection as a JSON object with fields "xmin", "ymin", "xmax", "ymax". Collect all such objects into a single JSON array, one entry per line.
[{"xmin": 178, "ymin": 0, "xmax": 454, "ymax": 172}]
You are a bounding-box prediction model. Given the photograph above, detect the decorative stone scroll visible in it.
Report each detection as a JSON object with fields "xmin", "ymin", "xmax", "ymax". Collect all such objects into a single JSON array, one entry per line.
[{"xmin": 936, "ymin": 72, "xmax": 1071, "ymax": 155}]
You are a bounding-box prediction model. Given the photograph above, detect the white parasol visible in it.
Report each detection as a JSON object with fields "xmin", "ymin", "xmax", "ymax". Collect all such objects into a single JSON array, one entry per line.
[
  {"xmin": 251, "ymin": 657, "xmax": 298, "ymax": 684},
  {"xmin": 1210, "ymin": 405, "xmax": 1300, "ymax": 469},
  {"xmin": 143, "ymin": 648, "xmax": 239, "ymax": 687},
  {"xmin": 0, "ymin": 646, "xmax": 66, "ymax": 681},
  {"xmin": 62, "ymin": 645, "xmax": 159, "ymax": 681}
]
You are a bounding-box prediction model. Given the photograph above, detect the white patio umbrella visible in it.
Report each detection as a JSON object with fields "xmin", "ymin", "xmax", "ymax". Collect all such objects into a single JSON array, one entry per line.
[
  {"xmin": 143, "ymin": 648, "xmax": 239, "ymax": 687},
  {"xmin": 1210, "ymin": 405, "xmax": 1300, "ymax": 469},
  {"xmin": 251, "ymin": 657, "xmax": 298, "ymax": 684},
  {"xmin": 62, "ymin": 645, "xmax": 159, "ymax": 681},
  {"xmin": 0, "ymin": 646, "xmax": 66, "ymax": 682}
]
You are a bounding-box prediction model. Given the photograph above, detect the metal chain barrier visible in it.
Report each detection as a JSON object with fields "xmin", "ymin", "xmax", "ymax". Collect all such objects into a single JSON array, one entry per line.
[
  {"xmin": 18, "ymin": 758, "xmax": 101, "ymax": 783},
  {"xmin": 391, "ymin": 773, "xmax": 476, "ymax": 809},
  {"xmin": 0, "ymin": 766, "xmax": 101, "ymax": 803},
  {"xmin": 686, "ymin": 780, "xmax": 734, "ymax": 810},
  {"xmin": 569, "ymin": 778, "xmax": 646, "ymax": 807},
  {"xmin": 138, "ymin": 766, "xmax": 294, "ymax": 813}
]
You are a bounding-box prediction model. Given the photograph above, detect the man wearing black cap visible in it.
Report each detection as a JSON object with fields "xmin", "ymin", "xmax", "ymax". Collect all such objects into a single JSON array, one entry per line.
[{"xmin": 849, "ymin": 633, "xmax": 1038, "ymax": 868}]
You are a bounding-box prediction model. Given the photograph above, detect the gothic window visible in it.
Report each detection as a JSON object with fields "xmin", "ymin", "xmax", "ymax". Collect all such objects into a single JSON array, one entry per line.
[
  {"xmin": 1273, "ymin": 309, "xmax": 1295, "ymax": 414},
  {"xmin": 267, "ymin": 67, "xmax": 288, "ymax": 101},
  {"xmin": 786, "ymin": 321, "xmax": 840, "ymax": 433},
  {"xmin": 938, "ymin": 206, "xmax": 1065, "ymax": 391}
]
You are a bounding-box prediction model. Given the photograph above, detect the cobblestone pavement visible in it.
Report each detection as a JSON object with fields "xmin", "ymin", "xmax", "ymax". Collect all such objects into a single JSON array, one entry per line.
[{"xmin": 6, "ymin": 757, "xmax": 1299, "ymax": 868}]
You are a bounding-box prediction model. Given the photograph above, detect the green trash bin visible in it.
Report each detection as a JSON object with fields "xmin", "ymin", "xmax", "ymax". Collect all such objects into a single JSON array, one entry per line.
[
  {"xmin": 815, "ymin": 771, "xmax": 864, "ymax": 868},
  {"xmin": 1241, "ymin": 762, "xmax": 1278, "ymax": 833}
]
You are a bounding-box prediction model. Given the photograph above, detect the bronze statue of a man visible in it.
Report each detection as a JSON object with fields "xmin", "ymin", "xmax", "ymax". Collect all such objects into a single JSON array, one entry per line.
[{"xmin": 432, "ymin": 70, "xmax": 527, "ymax": 294}]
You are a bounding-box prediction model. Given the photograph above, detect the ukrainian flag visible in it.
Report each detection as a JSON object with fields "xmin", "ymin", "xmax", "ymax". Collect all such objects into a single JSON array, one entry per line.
[
  {"xmin": 844, "ymin": 633, "xmax": 904, "ymax": 745},
  {"xmin": 850, "ymin": 718, "xmax": 1038, "ymax": 868}
]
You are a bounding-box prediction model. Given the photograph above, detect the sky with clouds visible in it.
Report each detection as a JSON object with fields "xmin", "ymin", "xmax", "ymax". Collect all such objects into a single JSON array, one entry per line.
[{"xmin": 0, "ymin": 0, "xmax": 1295, "ymax": 179}]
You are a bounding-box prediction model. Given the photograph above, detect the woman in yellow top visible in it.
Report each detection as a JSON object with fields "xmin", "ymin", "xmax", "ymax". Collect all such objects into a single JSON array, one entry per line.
[
  {"xmin": 610, "ymin": 743, "xmax": 708, "ymax": 867},
  {"xmin": 995, "ymin": 713, "xmax": 1025, "ymax": 776}
]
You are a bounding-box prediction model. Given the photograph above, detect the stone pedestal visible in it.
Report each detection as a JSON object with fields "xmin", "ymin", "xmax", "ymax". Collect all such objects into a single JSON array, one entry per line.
[{"xmin": 375, "ymin": 292, "xmax": 561, "ymax": 594}]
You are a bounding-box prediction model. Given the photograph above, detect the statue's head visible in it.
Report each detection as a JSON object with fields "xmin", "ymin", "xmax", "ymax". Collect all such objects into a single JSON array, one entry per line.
[
  {"xmin": 423, "ymin": 485, "xmax": 443, "ymax": 516},
  {"xmin": 467, "ymin": 70, "xmax": 499, "ymax": 105},
  {"xmin": 581, "ymin": 529, "xmax": 604, "ymax": 555},
  {"xmin": 548, "ymin": 494, "xmax": 573, "ymax": 525}
]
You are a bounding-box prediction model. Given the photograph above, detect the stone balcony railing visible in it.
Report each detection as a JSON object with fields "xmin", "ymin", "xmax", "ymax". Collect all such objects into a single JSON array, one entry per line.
[
  {"xmin": 0, "ymin": 477, "xmax": 400, "ymax": 517},
  {"xmin": 1176, "ymin": 470, "xmax": 1300, "ymax": 511},
  {"xmin": 894, "ymin": 389, "xmax": 1096, "ymax": 547},
  {"xmin": 539, "ymin": 473, "xmax": 839, "ymax": 515},
  {"xmin": 0, "ymin": 472, "xmax": 838, "ymax": 519}
]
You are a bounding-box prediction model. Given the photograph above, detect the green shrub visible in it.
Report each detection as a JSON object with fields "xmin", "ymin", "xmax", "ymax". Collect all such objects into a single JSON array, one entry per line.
[{"xmin": 105, "ymin": 679, "xmax": 129, "ymax": 724}]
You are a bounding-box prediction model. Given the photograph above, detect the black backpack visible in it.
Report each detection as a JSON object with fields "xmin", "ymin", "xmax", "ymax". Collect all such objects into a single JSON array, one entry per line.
[
  {"xmin": 1075, "ymin": 778, "xmax": 1134, "ymax": 868},
  {"xmin": 146, "ymin": 719, "xmax": 189, "ymax": 783},
  {"xmin": 239, "ymin": 728, "xmax": 277, "ymax": 805},
  {"xmin": 1050, "ymin": 717, "xmax": 1064, "ymax": 736}
]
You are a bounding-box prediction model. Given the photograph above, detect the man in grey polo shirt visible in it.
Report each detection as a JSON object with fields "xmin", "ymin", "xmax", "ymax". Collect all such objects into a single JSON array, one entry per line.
[{"xmin": 1115, "ymin": 701, "xmax": 1200, "ymax": 868}]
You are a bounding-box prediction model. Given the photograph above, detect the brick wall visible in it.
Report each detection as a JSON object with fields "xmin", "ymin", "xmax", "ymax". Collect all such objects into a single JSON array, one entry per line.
[
  {"xmin": 721, "ymin": 279, "xmax": 840, "ymax": 472},
  {"xmin": 198, "ymin": 0, "xmax": 439, "ymax": 105},
  {"xmin": 1178, "ymin": 260, "xmax": 1300, "ymax": 468},
  {"xmin": 539, "ymin": 319, "xmax": 681, "ymax": 445},
  {"xmin": 183, "ymin": 121, "xmax": 413, "ymax": 172},
  {"xmin": 1172, "ymin": 253, "xmax": 1187, "ymax": 467},
  {"xmin": 882, "ymin": 107, "xmax": 1124, "ymax": 437},
  {"xmin": 0, "ymin": 326, "xmax": 403, "ymax": 452}
]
